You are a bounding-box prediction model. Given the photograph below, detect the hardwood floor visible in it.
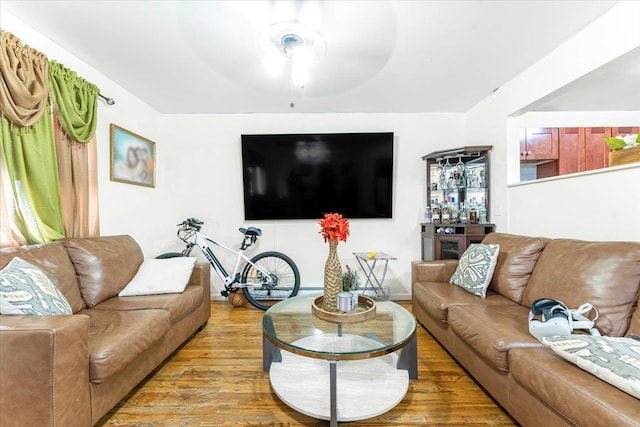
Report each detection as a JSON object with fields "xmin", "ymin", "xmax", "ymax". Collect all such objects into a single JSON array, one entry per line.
[{"xmin": 98, "ymin": 301, "xmax": 517, "ymax": 426}]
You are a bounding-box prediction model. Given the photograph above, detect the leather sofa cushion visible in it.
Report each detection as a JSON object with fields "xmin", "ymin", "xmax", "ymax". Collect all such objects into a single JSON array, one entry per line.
[
  {"xmin": 509, "ymin": 348, "xmax": 640, "ymax": 426},
  {"xmin": 0, "ymin": 242, "xmax": 86, "ymax": 313},
  {"xmin": 448, "ymin": 304, "xmax": 542, "ymax": 372},
  {"xmin": 64, "ymin": 236, "xmax": 144, "ymax": 308},
  {"xmin": 482, "ymin": 233, "xmax": 549, "ymax": 303},
  {"xmin": 411, "ymin": 260, "xmax": 459, "ymax": 284},
  {"xmin": 83, "ymin": 308, "xmax": 170, "ymax": 382},
  {"xmin": 93, "ymin": 284, "xmax": 204, "ymax": 323},
  {"xmin": 522, "ymin": 239, "xmax": 640, "ymax": 337},
  {"xmin": 413, "ymin": 281, "xmax": 513, "ymax": 322},
  {"xmin": 625, "ymin": 306, "xmax": 640, "ymax": 336}
]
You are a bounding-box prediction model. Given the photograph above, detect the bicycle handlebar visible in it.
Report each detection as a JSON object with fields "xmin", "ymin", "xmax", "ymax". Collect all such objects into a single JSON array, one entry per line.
[
  {"xmin": 178, "ymin": 218, "xmax": 203, "ymax": 231},
  {"xmin": 176, "ymin": 218, "xmax": 260, "ymax": 248}
]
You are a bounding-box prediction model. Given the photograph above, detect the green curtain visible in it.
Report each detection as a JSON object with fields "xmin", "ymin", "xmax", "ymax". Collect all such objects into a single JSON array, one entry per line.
[
  {"xmin": 0, "ymin": 109, "xmax": 65, "ymax": 244},
  {"xmin": 48, "ymin": 60, "xmax": 99, "ymax": 143}
]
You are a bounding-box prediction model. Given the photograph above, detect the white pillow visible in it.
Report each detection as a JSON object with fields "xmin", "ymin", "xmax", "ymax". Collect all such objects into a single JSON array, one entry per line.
[
  {"xmin": 118, "ymin": 257, "xmax": 197, "ymax": 296},
  {"xmin": 449, "ymin": 243, "xmax": 500, "ymax": 298}
]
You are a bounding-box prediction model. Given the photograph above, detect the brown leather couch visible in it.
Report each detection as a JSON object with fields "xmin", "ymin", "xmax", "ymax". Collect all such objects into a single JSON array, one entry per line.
[
  {"xmin": 0, "ymin": 235, "xmax": 211, "ymax": 427},
  {"xmin": 412, "ymin": 232, "xmax": 640, "ymax": 427}
]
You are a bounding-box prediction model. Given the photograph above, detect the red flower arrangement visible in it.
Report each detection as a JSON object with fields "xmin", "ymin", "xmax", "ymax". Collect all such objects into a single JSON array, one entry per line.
[{"xmin": 318, "ymin": 212, "xmax": 350, "ymax": 245}]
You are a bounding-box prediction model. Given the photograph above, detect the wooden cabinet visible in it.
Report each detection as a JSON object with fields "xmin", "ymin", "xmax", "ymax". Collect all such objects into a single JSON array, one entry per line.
[
  {"xmin": 585, "ymin": 127, "xmax": 612, "ymax": 170},
  {"xmin": 526, "ymin": 126, "xmax": 639, "ymax": 178},
  {"xmin": 426, "ymin": 224, "xmax": 496, "ymax": 260},
  {"xmin": 559, "ymin": 127, "xmax": 639, "ymax": 174},
  {"xmin": 421, "ymin": 226, "xmax": 434, "ymax": 261},
  {"xmin": 436, "ymin": 235, "xmax": 465, "ymax": 260},
  {"xmin": 611, "ymin": 127, "xmax": 639, "ymax": 136},
  {"xmin": 558, "ymin": 127, "xmax": 585, "ymax": 175},
  {"xmin": 421, "ymin": 146, "xmax": 495, "ymax": 261},
  {"xmin": 520, "ymin": 127, "xmax": 559, "ymax": 161}
]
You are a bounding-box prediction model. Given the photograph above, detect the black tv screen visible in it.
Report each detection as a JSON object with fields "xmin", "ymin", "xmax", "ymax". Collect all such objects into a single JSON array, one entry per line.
[{"xmin": 241, "ymin": 132, "xmax": 393, "ymax": 220}]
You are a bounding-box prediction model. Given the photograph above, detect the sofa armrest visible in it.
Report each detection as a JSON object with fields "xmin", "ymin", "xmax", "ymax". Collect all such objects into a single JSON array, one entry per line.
[
  {"xmin": 0, "ymin": 315, "xmax": 91, "ymax": 427},
  {"xmin": 411, "ymin": 259, "xmax": 459, "ymax": 284},
  {"xmin": 189, "ymin": 262, "xmax": 211, "ymax": 320},
  {"xmin": 189, "ymin": 262, "xmax": 211, "ymax": 295},
  {"xmin": 188, "ymin": 262, "xmax": 209, "ymax": 287}
]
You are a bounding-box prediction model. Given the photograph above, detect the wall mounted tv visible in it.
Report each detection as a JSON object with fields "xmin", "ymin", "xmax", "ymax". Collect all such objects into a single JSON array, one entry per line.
[{"xmin": 241, "ymin": 132, "xmax": 394, "ymax": 220}]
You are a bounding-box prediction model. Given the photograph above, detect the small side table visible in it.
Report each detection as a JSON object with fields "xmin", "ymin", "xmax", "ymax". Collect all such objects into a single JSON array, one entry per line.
[{"xmin": 353, "ymin": 252, "xmax": 397, "ymax": 299}]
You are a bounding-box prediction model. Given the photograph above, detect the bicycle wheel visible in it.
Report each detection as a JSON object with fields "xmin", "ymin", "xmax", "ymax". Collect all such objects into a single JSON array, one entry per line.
[{"xmin": 241, "ymin": 251, "xmax": 300, "ymax": 311}]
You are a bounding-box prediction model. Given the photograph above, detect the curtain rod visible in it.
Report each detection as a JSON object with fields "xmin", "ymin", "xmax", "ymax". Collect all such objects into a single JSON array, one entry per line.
[{"xmin": 99, "ymin": 93, "xmax": 115, "ymax": 105}]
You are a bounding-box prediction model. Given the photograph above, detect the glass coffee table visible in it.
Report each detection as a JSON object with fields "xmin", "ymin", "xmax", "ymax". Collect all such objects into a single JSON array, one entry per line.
[{"xmin": 263, "ymin": 293, "xmax": 417, "ymax": 426}]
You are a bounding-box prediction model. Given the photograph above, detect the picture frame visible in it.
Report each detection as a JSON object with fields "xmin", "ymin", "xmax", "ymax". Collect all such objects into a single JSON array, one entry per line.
[{"xmin": 110, "ymin": 124, "xmax": 156, "ymax": 188}]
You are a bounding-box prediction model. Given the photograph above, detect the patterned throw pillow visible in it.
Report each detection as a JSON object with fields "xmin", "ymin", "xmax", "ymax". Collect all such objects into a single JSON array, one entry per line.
[
  {"xmin": 449, "ymin": 243, "xmax": 500, "ymax": 298},
  {"xmin": 542, "ymin": 335, "xmax": 640, "ymax": 399},
  {"xmin": 0, "ymin": 257, "xmax": 73, "ymax": 315}
]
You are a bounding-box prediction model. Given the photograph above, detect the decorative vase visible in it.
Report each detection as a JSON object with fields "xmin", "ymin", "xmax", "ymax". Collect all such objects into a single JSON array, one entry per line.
[{"xmin": 323, "ymin": 240, "xmax": 342, "ymax": 312}]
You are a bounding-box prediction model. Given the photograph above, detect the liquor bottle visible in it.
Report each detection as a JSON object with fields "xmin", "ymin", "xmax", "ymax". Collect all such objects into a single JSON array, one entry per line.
[
  {"xmin": 424, "ymin": 206, "xmax": 432, "ymax": 223},
  {"xmin": 479, "ymin": 198, "xmax": 487, "ymax": 224},
  {"xmin": 441, "ymin": 203, "xmax": 451, "ymax": 224},
  {"xmin": 432, "ymin": 205, "xmax": 441, "ymax": 224},
  {"xmin": 468, "ymin": 198, "xmax": 478, "ymax": 224},
  {"xmin": 459, "ymin": 202, "xmax": 468, "ymax": 224},
  {"xmin": 451, "ymin": 202, "xmax": 459, "ymax": 223},
  {"xmin": 479, "ymin": 169, "xmax": 486, "ymax": 188}
]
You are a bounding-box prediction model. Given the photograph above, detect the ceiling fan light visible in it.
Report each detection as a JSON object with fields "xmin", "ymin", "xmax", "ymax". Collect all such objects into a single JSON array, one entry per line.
[
  {"xmin": 264, "ymin": 53, "xmax": 285, "ymax": 77},
  {"xmin": 291, "ymin": 65, "xmax": 310, "ymax": 86},
  {"xmin": 292, "ymin": 45, "xmax": 313, "ymax": 69},
  {"xmin": 260, "ymin": 21, "xmax": 326, "ymax": 88}
]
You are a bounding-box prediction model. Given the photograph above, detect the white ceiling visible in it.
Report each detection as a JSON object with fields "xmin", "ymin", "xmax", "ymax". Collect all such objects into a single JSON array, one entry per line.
[
  {"xmin": 1, "ymin": 0, "xmax": 621, "ymax": 114},
  {"xmin": 519, "ymin": 45, "xmax": 640, "ymax": 113}
]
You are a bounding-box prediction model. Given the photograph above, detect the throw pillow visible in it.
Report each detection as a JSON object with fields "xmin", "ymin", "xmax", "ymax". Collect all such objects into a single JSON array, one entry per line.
[
  {"xmin": 118, "ymin": 257, "xmax": 197, "ymax": 296},
  {"xmin": 449, "ymin": 243, "xmax": 500, "ymax": 298},
  {"xmin": 542, "ymin": 335, "xmax": 640, "ymax": 399},
  {"xmin": 0, "ymin": 257, "xmax": 73, "ymax": 315}
]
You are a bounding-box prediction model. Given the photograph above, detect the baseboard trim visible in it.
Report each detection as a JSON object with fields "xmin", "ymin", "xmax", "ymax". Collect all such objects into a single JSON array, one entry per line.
[{"xmin": 211, "ymin": 288, "xmax": 411, "ymax": 301}]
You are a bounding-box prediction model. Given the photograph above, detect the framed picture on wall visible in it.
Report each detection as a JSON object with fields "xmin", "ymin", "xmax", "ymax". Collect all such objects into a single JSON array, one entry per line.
[{"xmin": 110, "ymin": 124, "xmax": 155, "ymax": 188}]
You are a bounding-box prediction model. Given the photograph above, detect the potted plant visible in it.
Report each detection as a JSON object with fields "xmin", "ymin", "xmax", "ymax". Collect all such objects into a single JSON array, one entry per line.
[
  {"xmin": 342, "ymin": 264, "xmax": 361, "ymax": 307},
  {"xmin": 604, "ymin": 131, "xmax": 640, "ymax": 167}
]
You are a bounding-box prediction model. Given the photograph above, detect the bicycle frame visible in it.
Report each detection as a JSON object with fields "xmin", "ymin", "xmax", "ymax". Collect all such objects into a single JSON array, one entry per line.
[{"xmin": 185, "ymin": 230, "xmax": 274, "ymax": 290}]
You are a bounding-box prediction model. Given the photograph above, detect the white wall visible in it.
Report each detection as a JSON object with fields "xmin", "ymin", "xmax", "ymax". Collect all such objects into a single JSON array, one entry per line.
[
  {"xmin": 1, "ymin": 12, "xmax": 167, "ymax": 249},
  {"xmin": 2, "ymin": 10, "xmax": 465, "ymax": 299},
  {"xmin": 5, "ymin": 2, "xmax": 640, "ymax": 301},
  {"xmin": 466, "ymin": 1, "xmax": 640, "ymax": 242},
  {"xmin": 159, "ymin": 113, "xmax": 465, "ymax": 299}
]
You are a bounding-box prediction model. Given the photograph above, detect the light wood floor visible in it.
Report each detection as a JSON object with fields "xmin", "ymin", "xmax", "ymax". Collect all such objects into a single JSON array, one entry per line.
[{"xmin": 98, "ymin": 301, "xmax": 517, "ymax": 426}]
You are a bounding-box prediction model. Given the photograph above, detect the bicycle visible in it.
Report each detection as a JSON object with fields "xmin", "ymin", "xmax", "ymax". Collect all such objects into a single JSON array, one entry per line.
[{"xmin": 157, "ymin": 218, "xmax": 300, "ymax": 311}]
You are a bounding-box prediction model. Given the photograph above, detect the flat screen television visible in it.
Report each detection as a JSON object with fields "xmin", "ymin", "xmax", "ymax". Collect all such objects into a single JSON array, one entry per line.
[{"xmin": 241, "ymin": 132, "xmax": 394, "ymax": 220}]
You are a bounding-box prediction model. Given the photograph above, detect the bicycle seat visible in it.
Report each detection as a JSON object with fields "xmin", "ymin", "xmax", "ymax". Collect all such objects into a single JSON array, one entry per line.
[{"xmin": 239, "ymin": 227, "xmax": 262, "ymax": 237}]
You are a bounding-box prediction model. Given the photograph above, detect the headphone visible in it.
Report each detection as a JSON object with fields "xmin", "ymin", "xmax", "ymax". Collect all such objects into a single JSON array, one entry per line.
[{"xmin": 528, "ymin": 298, "xmax": 600, "ymax": 339}]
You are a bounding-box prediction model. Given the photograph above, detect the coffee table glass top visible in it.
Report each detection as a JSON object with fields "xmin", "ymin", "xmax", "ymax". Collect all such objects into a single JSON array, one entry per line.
[{"xmin": 263, "ymin": 293, "xmax": 416, "ymax": 360}]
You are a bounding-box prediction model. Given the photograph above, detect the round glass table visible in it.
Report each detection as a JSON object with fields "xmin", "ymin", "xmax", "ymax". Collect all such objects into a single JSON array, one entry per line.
[{"xmin": 262, "ymin": 294, "xmax": 417, "ymax": 426}]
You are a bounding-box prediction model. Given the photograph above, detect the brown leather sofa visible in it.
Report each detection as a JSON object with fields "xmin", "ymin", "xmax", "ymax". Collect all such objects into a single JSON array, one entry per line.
[
  {"xmin": 412, "ymin": 232, "xmax": 640, "ymax": 427},
  {"xmin": 0, "ymin": 235, "xmax": 211, "ymax": 427}
]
